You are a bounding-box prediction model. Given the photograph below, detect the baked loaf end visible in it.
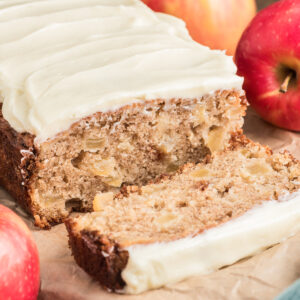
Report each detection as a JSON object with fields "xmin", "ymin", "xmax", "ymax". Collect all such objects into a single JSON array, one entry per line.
[
  {"xmin": 65, "ymin": 136, "xmax": 300, "ymax": 293},
  {"xmin": 0, "ymin": 90, "xmax": 245, "ymax": 227},
  {"xmin": 0, "ymin": 103, "xmax": 37, "ymax": 215}
]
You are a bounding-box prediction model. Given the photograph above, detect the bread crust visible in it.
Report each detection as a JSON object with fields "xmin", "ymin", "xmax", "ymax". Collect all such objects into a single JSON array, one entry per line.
[
  {"xmin": 65, "ymin": 218, "xmax": 129, "ymax": 292},
  {"xmin": 0, "ymin": 104, "xmax": 64, "ymax": 228},
  {"xmin": 0, "ymin": 104, "xmax": 37, "ymax": 215}
]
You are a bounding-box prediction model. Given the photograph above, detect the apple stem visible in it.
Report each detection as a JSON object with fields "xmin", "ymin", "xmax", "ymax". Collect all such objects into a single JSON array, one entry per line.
[{"xmin": 280, "ymin": 72, "xmax": 294, "ymax": 93}]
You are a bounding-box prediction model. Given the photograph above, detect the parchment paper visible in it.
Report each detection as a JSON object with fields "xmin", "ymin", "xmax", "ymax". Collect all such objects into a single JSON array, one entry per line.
[{"xmin": 1, "ymin": 108, "xmax": 300, "ymax": 300}]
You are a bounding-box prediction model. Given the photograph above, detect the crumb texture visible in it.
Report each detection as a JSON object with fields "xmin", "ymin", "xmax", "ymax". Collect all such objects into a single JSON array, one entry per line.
[
  {"xmin": 27, "ymin": 90, "xmax": 245, "ymax": 226},
  {"xmin": 76, "ymin": 138, "xmax": 300, "ymax": 246}
]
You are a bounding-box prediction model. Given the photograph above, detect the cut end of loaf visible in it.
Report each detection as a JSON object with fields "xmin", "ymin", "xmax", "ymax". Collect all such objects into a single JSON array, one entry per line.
[{"xmin": 25, "ymin": 90, "xmax": 245, "ymax": 227}]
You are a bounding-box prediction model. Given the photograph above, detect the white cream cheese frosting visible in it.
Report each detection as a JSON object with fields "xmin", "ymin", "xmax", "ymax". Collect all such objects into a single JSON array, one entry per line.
[
  {"xmin": 121, "ymin": 191, "xmax": 300, "ymax": 294},
  {"xmin": 0, "ymin": 0, "xmax": 243, "ymax": 142}
]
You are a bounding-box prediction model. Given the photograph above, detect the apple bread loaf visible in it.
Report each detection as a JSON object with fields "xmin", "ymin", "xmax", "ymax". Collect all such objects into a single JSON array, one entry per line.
[
  {"xmin": 0, "ymin": 0, "xmax": 245, "ymax": 227},
  {"xmin": 66, "ymin": 136, "xmax": 300, "ymax": 294}
]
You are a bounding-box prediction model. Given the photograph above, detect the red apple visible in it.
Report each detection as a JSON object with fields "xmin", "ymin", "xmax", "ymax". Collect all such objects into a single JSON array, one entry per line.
[
  {"xmin": 235, "ymin": 0, "xmax": 300, "ymax": 131},
  {"xmin": 0, "ymin": 205, "xmax": 40, "ymax": 300},
  {"xmin": 141, "ymin": 0, "xmax": 257, "ymax": 55}
]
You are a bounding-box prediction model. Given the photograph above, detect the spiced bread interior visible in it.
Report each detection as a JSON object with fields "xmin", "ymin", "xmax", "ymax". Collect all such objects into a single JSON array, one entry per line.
[{"xmin": 66, "ymin": 136, "xmax": 300, "ymax": 294}]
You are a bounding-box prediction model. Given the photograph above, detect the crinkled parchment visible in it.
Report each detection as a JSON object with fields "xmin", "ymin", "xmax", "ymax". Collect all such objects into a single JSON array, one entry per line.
[{"xmin": 1, "ymin": 108, "xmax": 300, "ymax": 300}]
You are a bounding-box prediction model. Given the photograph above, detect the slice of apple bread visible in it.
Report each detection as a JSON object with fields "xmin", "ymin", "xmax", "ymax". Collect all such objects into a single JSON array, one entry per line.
[{"xmin": 65, "ymin": 135, "xmax": 300, "ymax": 294}]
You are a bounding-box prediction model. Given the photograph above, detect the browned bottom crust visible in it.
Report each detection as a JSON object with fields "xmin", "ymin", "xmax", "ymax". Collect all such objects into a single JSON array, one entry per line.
[{"xmin": 65, "ymin": 219, "xmax": 128, "ymax": 292}]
